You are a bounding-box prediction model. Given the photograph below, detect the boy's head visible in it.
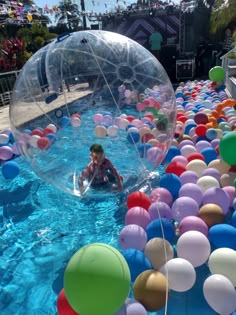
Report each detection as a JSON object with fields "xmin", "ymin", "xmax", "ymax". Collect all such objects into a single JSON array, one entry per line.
[{"xmin": 90, "ymin": 144, "xmax": 104, "ymax": 163}]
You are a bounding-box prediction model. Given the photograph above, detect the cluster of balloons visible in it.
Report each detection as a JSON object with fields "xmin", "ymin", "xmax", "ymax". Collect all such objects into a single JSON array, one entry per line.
[
  {"xmin": 22, "ymin": 113, "xmax": 81, "ymax": 151},
  {"xmin": 0, "ymin": 128, "xmax": 20, "ymax": 179},
  {"xmin": 57, "ymin": 243, "xmax": 148, "ymax": 315}
]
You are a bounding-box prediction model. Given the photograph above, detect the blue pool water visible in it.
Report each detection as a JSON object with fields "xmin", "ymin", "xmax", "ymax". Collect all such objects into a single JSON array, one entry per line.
[{"xmin": 1, "ymin": 94, "xmax": 217, "ymax": 315}]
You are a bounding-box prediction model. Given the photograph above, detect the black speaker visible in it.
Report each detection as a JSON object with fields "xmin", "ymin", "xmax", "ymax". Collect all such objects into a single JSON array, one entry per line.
[
  {"xmin": 176, "ymin": 59, "xmax": 195, "ymax": 80},
  {"xmin": 91, "ymin": 24, "xmax": 99, "ymax": 30}
]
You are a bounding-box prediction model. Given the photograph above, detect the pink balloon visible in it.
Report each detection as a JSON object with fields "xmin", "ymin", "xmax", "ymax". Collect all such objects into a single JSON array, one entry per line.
[
  {"xmin": 179, "ymin": 216, "xmax": 208, "ymax": 236},
  {"xmin": 146, "ymin": 147, "xmax": 163, "ymax": 165},
  {"xmin": 150, "ymin": 187, "xmax": 173, "ymax": 206},
  {"xmin": 222, "ymin": 186, "xmax": 236, "ymax": 208},
  {"xmin": 93, "ymin": 113, "xmax": 103, "ymax": 124},
  {"xmin": 0, "ymin": 146, "xmax": 13, "ymax": 160},
  {"xmin": 119, "ymin": 224, "xmax": 147, "ymax": 251},
  {"xmin": 171, "ymin": 155, "xmax": 188, "ymax": 166},
  {"xmin": 125, "ymin": 206, "xmax": 151, "ymax": 229}
]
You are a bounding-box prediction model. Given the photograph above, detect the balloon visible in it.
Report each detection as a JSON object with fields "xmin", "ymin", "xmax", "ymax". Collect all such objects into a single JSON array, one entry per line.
[
  {"xmin": 146, "ymin": 218, "xmax": 175, "ymax": 243},
  {"xmin": 133, "ymin": 270, "xmax": 168, "ymax": 312},
  {"xmin": 37, "ymin": 137, "xmax": 51, "ymax": 150},
  {"xmin": 115, "ymin": 298, "xmax": 147, "ymax": 315},
  {"xmin": 159, "ymin": 173, "xmax": 182, "ymax": 197},
  {"xmin": 202, "ymin": 187, "xmax": 230, "ymax": 214},
  {"xmin": 159, "ymin": 258, "xmax": 196, "ymax": 292},
  {"xmin": 179, "ymin": 170, "xmax": 199, "ymax": 185},
  {"xmin": 144, "ymin": 237, "xmax": 174, "ymax": 270},
  {"xmin": 127, "ymin": 192, "xmax": 151, "ymax": 211},
  {"xmin": 209, "ymin": 66, "xmax": 225, "ymax": 82},
  {"xmin": 196, "ymin": 176, "xmax": 220, "ymax": 192},
  {"xmin": 123, "ymin": 249, "xmax": 152, "ymax": 282},
  {"xmin": 149, "ymin": 187, "xmax": 173, "ymax": 206},
  {"xmin": 186, "ymin": 160, "xmax": 207, "ymax": 176},
  {"xmin": 219, "ymin": 131, "xmax": 236, "ymax": 165},
  {"xmin": 2, "ymin": 161, "xmax": 20, "ymax": 179},
  {"xmin": 165, "ymin": 161, "xmax": 186, "ymax": 176},
  {"xmin": 178, "ymin": 183, "xmax": 203, "ymax": 206},
  {"xmin": 0, "ymin": 146, "xmax": 13, "ymax": 160},
  {"xmin": 64, "ymin": 243, "xmax": 131, "ymax": 315},
  {"xmin": 9, "ymin": 31, "xmax": 175, "ymax": 198},
  {"xmin": 148, "ymin": 202, "xmax": 173, "ymax": 221},
  {"xmin": 119, "ymin": 224, "xmax": 147, "ymax": 251},
  {"xmin": 57, "ymin": 289, "xmax": 78, "ymax": 315},
  {"xmin": 208, "ymin": 224, "xmax": 236, "ymax": 250},
  {"xmin": 125, "ymin": 207, "xmax": 151, "ymax": 230},
  {"xmin": 208, "ymin": 159, "xmax": 231, "ymax": 174},
  {"xmin": 202, "ymin": 168, "xmax": 221, "ymax": 181},
  {"xmin": 171, "ymin": 197, "xmax": 199, "ymax": 222},
  {"xmin": 209, "ymin": 248, "xmax": 236, "ymax": 286},
  {"xmin": 179, "ymin": 216, "xmax": 208, "ymax": 236},
  {"xmin": 222, "ymin": 186, "xmax": 236, "ymax": 207},
  {"xmin": 203, "ymin": 274, "xmax": 236, "ymax": 315},
  {"xmin": 176, "ymin": 231, "xmax": 211, "ymax": 267},
  {"xmin": 0, "ymin": 133, "xmax": 9, "ymax": 144}
]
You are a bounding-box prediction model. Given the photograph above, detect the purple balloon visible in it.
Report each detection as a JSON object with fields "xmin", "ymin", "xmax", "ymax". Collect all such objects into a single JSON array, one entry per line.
[
  {"xmin": 179, "ymin": 183, "xmax": 203, "ymax": 206},
  {"xmin": 195, "ymin": 141, "xmax": 211, "ymax": 152},
  {"xmin": 0, "ymin": 146, "xmax": 13, "ymax": 160},
  {"xmin": 125, "ymin": 207, "xmax": 151, "ymax": 229},
  {"xmin": 179, "ymin": 216, "xmax": 208, "ymax": 236},
  {"xmin": 211, "ymin": 139, "xmax": 220, "ymax": 149},
  {"xmin": 172, "ymin": 197, "xmax": 199, "ymax": 222},
  {"xmin": 147, "ymin": 147, "xmax": 163, "ymax": 165},
  {"xmin": 202, "ymin": 168, "xmax": 221, "ymax": 181},
  {"xmin": 150, "ymin": 187, "xmax": 173, "ymax": 206},
  {"xmin": 178, "ymin": 140, "xmax": 194, "ymax": 149},
  {"xmin": 222, "ymin": 186, "xmax": 236, "ymax": 208},
  {"xmin": 148, "ymin": 201, "xmax": 173, "ymax": 221},
  {"xmin": 180, "ymin": 170, "xmax": 199, "ymax": 185},
  {"xmin": 115, "ymin": 298, "xmax": 147, "ymax": 315},
  {"xmin": 202, "ymin": 187, "xmax": 230, "ymax": 214},
  {"xmin": 119, "ymin": 224, "xmax": 147, "ymax": 251}
]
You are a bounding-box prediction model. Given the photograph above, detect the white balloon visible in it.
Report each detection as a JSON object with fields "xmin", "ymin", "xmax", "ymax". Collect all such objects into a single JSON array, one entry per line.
[
  {"xmin": 0, "ymin": 133, "xmax": 9, "ymax": 144},
  {"xmin": 197, "ymin": 175, "xmax": 220, "ymax": 192},
  {"xmin": 47, "ymin": 124, "xmax": 57, "ymax": 133},
  {"xmin": 94, "ymin": 125, "xmax": 107, "ymax": 138},
  {"xmin": 70, "ymin": 117, "xmax": 81, "ymax": 128},
  {"xmin": 29, "ymin": 135, "xmax": 40, "ymax": 148},
  {"xmin": 107, "ymin": 125, "xmax": 118, "ymax": 137},
  {"xmin": 176, "ymin": 231, "xmax": 211, "ymax": 267},
  {"xmin": 208, "ymin": 248, "xmax": 236, "ymax": 287},
  {"xmin": 115, "ymin": 298, "xmax": 147, "ymax": 315},
  {"xmin": 203, "ymin": 274, "xmax": 236, "ymax": 315},
  {"xmin": 159, "ymin": 258, "xmax": 196, "ymax": 292}
]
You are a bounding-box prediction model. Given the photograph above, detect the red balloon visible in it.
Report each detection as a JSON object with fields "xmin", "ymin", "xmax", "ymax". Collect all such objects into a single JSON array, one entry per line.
[
  {"xmin": 127, "ymin": 191, "xmax": 151, "ymax": 211},
  {"xmin": 165, "ymin": 161, "xmax": 186, "ymax": 176},
  {"xmin": 126, "ymin": 115, "xmax": 135, "ymax": 123},
  {"xmin": 72, "ymin": 113, "xmax": 81, "ymax": 120},
  {"xmin": 31, "ymin": 129, "xmax": 44, "ymax": 137},
  {"xmin": 144, "ymin": 113, "xmax": 154, "ymax": 121},
  {"xmin": 37, "ymin": 137, "xmax": 51, "ymax": 150},
  {"xmin": 229, "ymin": 165, "xmax": 236, "ymax": 172},
  {"xmin": 43, "ymin": 127, "xmax": 54, "ymax": 136},
  {"xmin": 187, "ymin": 152, "xmax": 205, "ymax": 162},
  {"xmin": 178, "ymin": 116, "xmax": 188, "ymax": 123},
  {"xmin": 194, "ymin": 113, "xmax": 208, "ymax": 125},
  {"xmin": 195, "ymin": 124, "xmax": 207, "ymax": 136},
  {"xmin": 57, "ymin": 289, "xmax": 78, "ymax": 315},
  {"xmin": 141, "ymin": 133, "xmax": 154, "ymax": 143}
]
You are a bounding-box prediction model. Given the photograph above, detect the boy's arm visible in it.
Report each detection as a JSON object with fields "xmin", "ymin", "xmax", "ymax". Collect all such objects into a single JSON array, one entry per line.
[
  {"xmin": 107, "ymin": 160, "xmax": 123, "ymax": 189},
  {"xmin": 78, "ymin": 164, "xmax": 91, "ymax": 193}
]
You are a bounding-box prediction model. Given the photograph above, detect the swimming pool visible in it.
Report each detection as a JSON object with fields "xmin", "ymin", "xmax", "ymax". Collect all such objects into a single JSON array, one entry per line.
[{"xmin": 1, "ymin": 103, "xmax": 217, "ymax": 315}]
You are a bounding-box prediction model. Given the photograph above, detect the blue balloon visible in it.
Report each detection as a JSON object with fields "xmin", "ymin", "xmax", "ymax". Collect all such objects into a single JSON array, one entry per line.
[
  {"xmin": 165, "ymin": 146, "xmax": 181, "ymax": 163},
  {"xmin": 126, "ymin": 124, "xmax": 135, "ymax": 131},
  {"xmin": 46, "ymin": 133, "xmax": 57, "ymax": 144},
  {"xmin": 146, "ymin": 218, "xmax": 175, "ymax": 243},
  {"xmin": 231, "ymin": 210, "xmax": 236, "ymax": 226},
  {"xmin": 2, "ymin": 161, "xmax": 20, "ymax": 179},
  {"xmin": 59, "ymin": 116, "xmax": 70, "ymax": 128},
  {"xmin": 8, "ymin": 132, "xmax": 15, "ymax": 143},
  {"xmin": 200, "ymin": 147, "xmax": 217, "ymax": 164},
  {"xmin": 209, "ymin": 224, "xmax": 236, "ymax": 250},
  {"xmin": 185, "ymin": 124, "xmax": 196, "ymax": 135},
  {"xmin": 127, "ymin": 131, "xmax": 140, "ymax": 144},
  {"xmin": 160, "ymin": 173, "xmax": 181, "ymax": 197},
  {"xmin": 196, "ymin": 136, "xmax": 209, "ymax": 142},
  {"xmin": 23, "ymin": 129, "xmax": 31, "ymax": 134},
  {"xmin": 122, "ymin": 249, "xmax": 152, "ymax": 282}
]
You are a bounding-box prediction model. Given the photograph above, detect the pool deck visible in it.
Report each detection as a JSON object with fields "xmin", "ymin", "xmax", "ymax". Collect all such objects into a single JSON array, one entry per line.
[{"xmin": 0, "ymin": 83, "xmax": 92, "ymax": 132}]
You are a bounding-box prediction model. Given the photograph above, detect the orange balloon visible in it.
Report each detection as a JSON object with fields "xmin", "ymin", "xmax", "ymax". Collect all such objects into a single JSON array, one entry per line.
[
  {"xmin": 221, "ymin": 99, "xmax": 236, "ymax": 108},
  {"xmin": 199, "ymin": 204, "xmax": 224, "ymax": 227},
  {"xmin": 134, "ymin": 270, "xmax": 168, "ymax": 312},
  {"xmin": 211, "ymin": 110, "xmax": 219, "ymax": 119}
]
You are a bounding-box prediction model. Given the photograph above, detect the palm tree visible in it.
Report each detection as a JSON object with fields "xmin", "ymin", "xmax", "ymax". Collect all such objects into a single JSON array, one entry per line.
[
  {"xmin": 210, "ymin": 0, "xmax": 236, "ymax": 34},
  {"xmin": 56, "ymin": 0, "xmax": 82, "ymax": 31}
]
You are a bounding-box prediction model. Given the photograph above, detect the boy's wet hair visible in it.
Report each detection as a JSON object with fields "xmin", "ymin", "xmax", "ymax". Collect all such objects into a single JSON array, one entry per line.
[{"xmin": 90, "ymin": 143, "xmax": 104, "ymax": 154}]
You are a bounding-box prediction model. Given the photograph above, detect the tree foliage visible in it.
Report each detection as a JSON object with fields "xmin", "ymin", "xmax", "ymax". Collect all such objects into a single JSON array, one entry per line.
[
  {"xmin": 210, "ymin": 0, "xmax": 236, "ymax": 34},
  {"xmin": 56, "ymin": 0, "xmax": 82, "ymax": 31}
]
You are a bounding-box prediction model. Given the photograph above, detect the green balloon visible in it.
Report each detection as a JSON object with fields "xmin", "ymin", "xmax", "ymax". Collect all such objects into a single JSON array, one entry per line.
[
  {"xmin": 64, "ymin": 243, "xmax": 131, "ymax": 315},
  {"xmin": 219, "ymin": 131, "xmax": 236, "ymax": 166},
  {"xmin": 209, "ymin": 66, "xmax": 225, "ymax": 82}
]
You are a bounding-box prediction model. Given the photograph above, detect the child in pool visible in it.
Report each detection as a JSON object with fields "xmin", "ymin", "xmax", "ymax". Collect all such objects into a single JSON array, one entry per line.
[{"xmin": 79, "ymin": 144, "xmax": 123, "ymax": 195}]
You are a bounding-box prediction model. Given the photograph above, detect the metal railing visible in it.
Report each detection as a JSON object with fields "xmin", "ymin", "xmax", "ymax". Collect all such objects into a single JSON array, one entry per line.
[{"xmin": 0, "ymin": 70, "xmax": 20, "ymax": 107}]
